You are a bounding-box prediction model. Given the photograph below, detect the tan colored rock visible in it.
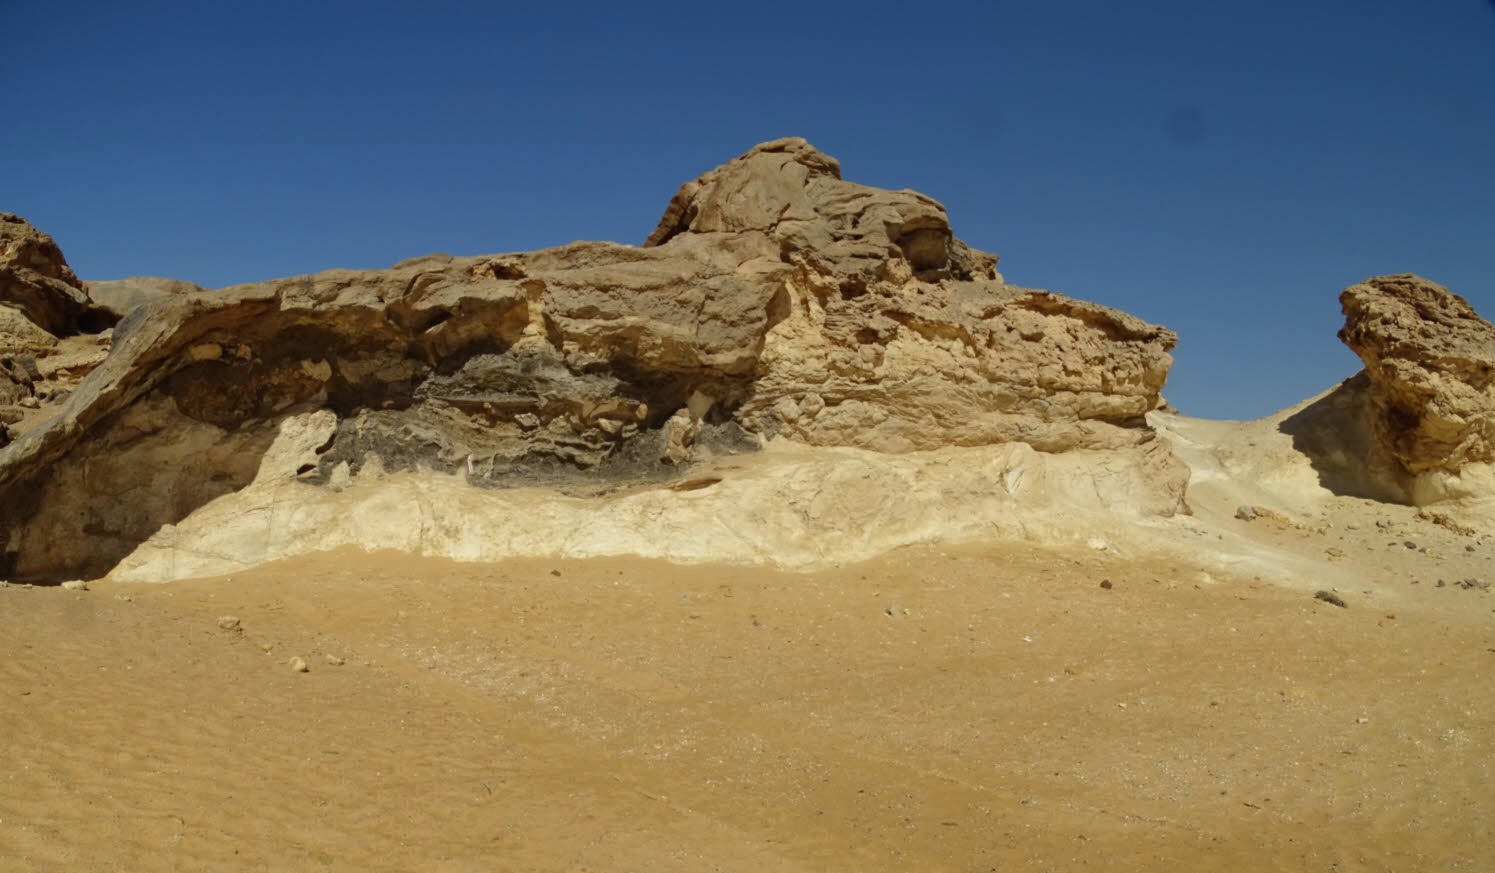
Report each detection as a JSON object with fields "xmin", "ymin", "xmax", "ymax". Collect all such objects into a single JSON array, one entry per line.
[
  {"xmin": 85, "ymin": 276, "xmax": 207, "ymax": 320},
  {"xmin": 0, "ymin": 139, "xmax": 1184, "ymax": 583},
  {"xmin": 0, "ymin": 213, "xmax": 113, "ymax": 336},
  {"xmin": 1338, "ymin": 274, "xmax": 1495, "ymax": 504},
  {"xmin": 649, "ymin": 138, "xmax": 1173, "ymax": 454},
  {"xmin": 0, "ymin": 304, "xmax": 59, "ymax": 356}
]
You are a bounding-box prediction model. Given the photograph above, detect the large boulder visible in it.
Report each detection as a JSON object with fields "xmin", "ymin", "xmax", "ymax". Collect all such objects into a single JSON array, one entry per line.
[
  {"xmin": 0, "ymin": 138, "xmax": 1185, "ymax": 582},
  {"xmin": 1337, "ymin": 273, "xmax": 1495, "ymax": 504},
  {"xmin": 0, "ymin": 213, "xmax": 114, "ymax": 336}
]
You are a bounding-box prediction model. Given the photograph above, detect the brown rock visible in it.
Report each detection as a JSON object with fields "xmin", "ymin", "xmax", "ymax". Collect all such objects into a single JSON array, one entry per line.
[
  {"xmin": 0, "ymin": 213, "xmax": 114, "ymax": 336},
  {"xmin": 1338, "ymin": 274, "xmax": 1495, "ymax": 503},
  {"xmin": 0, "ymin": 139, "xmax": 1184, "ymax": 583}
]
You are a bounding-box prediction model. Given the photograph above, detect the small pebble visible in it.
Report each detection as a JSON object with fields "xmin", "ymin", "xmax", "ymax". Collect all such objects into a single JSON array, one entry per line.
[
  {"xmin": 1356, "ymin": 716, "xmax": 1370, "ymax": 725},
  {"xmin": 217, "ymin": 615, "xmax": 242, "ymax": 632},
  {"xmin": 1467, "ymin": 545, "xmax": 1477, "ymax": 553},
  {"xmin": 1403, "ymin": 541, "xmax": 1418, "ymax": 550},
  {"xmin": 1325, "ymin": 547, "xmax": 1344, "ymax": 558},
  {"xmin": 1235, "ymin": 505, "xmax": 1257, "ymax": 521},
  {"xmin": 324, "ymin": 654, "xmax": 345, "ymax": 666},
  {"xmin": 289, "ymin": 657, "xmax": 309, "ymax": 673},
  {"xmin": 60, "ymin": 580, "xmax": 88, "ymax": 591},
  {"xmin": 1099, "ymin": 579, "xmax": 1113, "ymax": 590},
  {"xmin": 549, "ymin": 569, "xmax": 561, "ymax": 577}
]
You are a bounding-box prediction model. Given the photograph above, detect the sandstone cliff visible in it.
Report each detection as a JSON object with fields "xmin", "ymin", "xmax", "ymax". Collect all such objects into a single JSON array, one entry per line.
[{"xmin": 0, "ymin": 138, "xmax": 1185, "ymax": 582}]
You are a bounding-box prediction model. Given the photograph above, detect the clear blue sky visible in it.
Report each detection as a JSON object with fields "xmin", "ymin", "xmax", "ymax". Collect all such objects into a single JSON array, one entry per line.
[{"xmin": 7, "ymin": 1, "xmax": 1493, "ymax": 420}]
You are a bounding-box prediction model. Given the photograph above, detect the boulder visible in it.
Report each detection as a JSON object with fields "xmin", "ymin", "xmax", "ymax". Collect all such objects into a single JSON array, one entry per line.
[
  {"xmin": 1337, "ymin": 273, "xmax": 1495, "ymax": 504},
  {"xmin": 0, "ymin": 138, "xmax": 1185, "ymax": 582},
  {"xmin": 0, "ymin": 213, "xmax": 114, "ymax": 336}
]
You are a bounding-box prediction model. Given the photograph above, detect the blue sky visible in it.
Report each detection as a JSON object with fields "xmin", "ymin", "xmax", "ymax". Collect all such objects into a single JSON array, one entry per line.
[{"xmin": 7, "ymin": 1, "xmax": 1493, "ymax": 419}]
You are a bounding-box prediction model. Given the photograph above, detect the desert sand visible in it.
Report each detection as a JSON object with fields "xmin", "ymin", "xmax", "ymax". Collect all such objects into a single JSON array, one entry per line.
[{"xmin": 3, "ymin": 488, "xmax": 1491, "ymax": 871}]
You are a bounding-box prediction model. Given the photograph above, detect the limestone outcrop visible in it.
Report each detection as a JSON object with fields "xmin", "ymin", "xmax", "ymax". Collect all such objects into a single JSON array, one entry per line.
[
  {"xmin": 0, "ymin": 138, "xmax": 1186, "ymax": 582},
  {"xmin": 1337, "ymin": 274, "xmax": 1495, "ymax": 505}
]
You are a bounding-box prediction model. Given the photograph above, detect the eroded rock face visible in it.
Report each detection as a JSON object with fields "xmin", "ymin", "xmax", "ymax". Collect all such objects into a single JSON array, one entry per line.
[
  {"xmin": 0, "ymin": 138, "xmax": 1185, "ymax": 582},
  {"xmin": 1338, "ymin": 274, "xmax": 1495, "ymax": 503},
  {"xmin": 0, "ymin": 213, "xmax": 114, "ymax": 336}
]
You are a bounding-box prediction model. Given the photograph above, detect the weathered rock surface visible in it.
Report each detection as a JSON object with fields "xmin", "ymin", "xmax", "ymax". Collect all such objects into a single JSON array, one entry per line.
[
  {"xmin": 1337, "ymin": 274, "xmax": 1495, "ymax": 504},
  {"xmin": 109, "ymin": 412, "xmax": 1187, "ymax": 582},
  {"xmin": 0, "ymin": 138, "xmax": 1185, "ymax": 582},
  {"xmin": 85, "ymin": 276, "xmax": 207, "ymax": 320},
  {"xmin": 0, "ymin": 213, "xmax": 113, "ymax": 336}
]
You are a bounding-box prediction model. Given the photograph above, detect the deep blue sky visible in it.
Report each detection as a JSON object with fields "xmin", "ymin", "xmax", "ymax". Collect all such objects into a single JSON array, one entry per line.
[{"xmin": 7, "ymin": 1, "xmax": 1493, "ymax": 419}]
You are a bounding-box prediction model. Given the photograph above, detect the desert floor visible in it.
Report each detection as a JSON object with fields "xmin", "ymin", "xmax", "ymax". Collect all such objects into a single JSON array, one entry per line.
[{"xmin": 3, "ymin": 512, "xmax": 1493, "ymax": 873}]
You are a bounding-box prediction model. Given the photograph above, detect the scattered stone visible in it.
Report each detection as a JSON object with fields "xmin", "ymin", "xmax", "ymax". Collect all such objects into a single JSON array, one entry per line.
[
  {"xmin": 1468, "ymin": 545, "xmax": 1478, "ymax": 553},
  {"xmin": 114, "ymin": 594, "xmax": 132, "ymax": 602},
  {"xmin": 1314, "ymin": 590, "xmax": 1348, "ymax": 608},
  {"xmin": 1458, "ymin": 578, "xmax": 1490, "ymax": 591},
  {"xmin": 1436, "ymin": 579, "xmax": 1446, "ymax": 588},
  {"xmin": 549, "ymin": 569, "xmax": 561, "ymax": 577},
  {"xmin": 0, "ymin": 580, "xmax": 8, "ymax": 588},
  {"xmin": 1356, "ymin": 716, "xmax": 1370, "ymax": 724},
  {"xmin": 1403, "ymin": 541, "xmax": 1418, "ymax": 550},
  {"xmin": 1325, "ymin": 547, "xmax": 1344, "ymax": 558},
  {"xmin": 59, "ymin": 579, "xmax": 88, "ymax": 591},
  {"xmin": 256, "ymin": 641, "xmax": 274, "ymax": 654},
  {"xmin": 324, "ymin": 654, "xmax": 345, "ymax": 666},
  {"xmin": 217, "ymin": 615, "xmax": 242, "ymax": 632},
  {"xmin": 1235, "ymin": 505, "xmax": 1257, "ymax": 521},
  {"xmin": 289, "ymin": 657, "xmax": 309, "ymax": 673},
  {"xmin": 1099, "ymin": 579, "xmax": 1113, "ymax": 590},
  {"xmin": 884, "ymin": 603, "xmax": 902, "ymax": 617}
]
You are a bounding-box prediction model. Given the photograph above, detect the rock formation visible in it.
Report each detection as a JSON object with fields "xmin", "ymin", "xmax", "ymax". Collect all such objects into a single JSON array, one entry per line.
[
  {"xmin": 0, "ymin": 138, "xmax": 1186, "ymax": 583},
  {"xmin": 1336, "ymin": 274, "xmax": 1495, "ymax": 505},
  {"xmin": 0, "ymin": 213, "xmax": 114, "ymax": 336},
  {"xmin": 1278, "ymin": 273, "xmax": 1495, "ymax": 512}
]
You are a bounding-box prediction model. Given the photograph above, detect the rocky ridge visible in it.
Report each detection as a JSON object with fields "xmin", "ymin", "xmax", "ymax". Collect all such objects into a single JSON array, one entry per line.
[
  {"xmin": 8, "ymin": 141, "xmax": 1490, "ymax": 585},
  {"xmin": 0, "ymin": 138, "xmax": 1186, "ymax": 582}
]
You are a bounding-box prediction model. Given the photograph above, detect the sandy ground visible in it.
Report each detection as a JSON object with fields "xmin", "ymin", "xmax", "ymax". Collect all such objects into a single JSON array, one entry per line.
[{"xmin": 2, "ymin": 512, "xmax": 1492, "ymax": 871}]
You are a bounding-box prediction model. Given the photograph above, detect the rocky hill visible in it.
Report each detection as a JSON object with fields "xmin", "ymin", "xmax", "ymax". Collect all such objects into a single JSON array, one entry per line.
[{"xmin": 1, "ymin": 139, "xmax": 1490, "ymax": 583}]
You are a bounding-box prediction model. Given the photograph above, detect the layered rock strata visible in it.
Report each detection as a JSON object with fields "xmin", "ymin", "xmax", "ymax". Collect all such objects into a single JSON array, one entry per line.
[{"xmin": 0, "ymin": 138, "xmax": 1185, "ymax": 582}]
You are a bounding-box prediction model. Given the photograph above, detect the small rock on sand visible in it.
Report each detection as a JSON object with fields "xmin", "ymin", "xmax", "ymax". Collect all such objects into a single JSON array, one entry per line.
[
  {"xmin": 217, "ymin": 615, "xmax": 242, "ymax": 631},
  {"xmin": 60, "ymin": 580, "xmax": 88, "ymax": 591},
  {"xmin": 324, "ymin": 654, "xmax": 345, "ymax": 666},
  {"xmin": 1314, "ymin": 590, "xmax": 1348, "ymax": 608},
  {"xmin": 289, "ymin": 657, "xmax": 309, "ymax": 673}
]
